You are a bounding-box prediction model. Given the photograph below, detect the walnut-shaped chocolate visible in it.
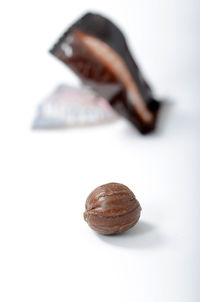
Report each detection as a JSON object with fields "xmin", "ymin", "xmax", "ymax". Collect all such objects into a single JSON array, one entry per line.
[{"xmin": 84, "ymin": 183, "xmax": 141, "ymax": 235}]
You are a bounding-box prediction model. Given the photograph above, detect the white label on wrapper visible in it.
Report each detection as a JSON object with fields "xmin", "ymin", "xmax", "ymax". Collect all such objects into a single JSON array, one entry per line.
[{"xmin": 32, "ymin": 85, "xmax": 118, "ymax": 129}]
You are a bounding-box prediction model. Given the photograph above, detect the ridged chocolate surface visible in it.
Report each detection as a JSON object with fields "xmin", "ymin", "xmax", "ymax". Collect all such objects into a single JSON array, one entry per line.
[{"xmin": 84, "ymin": 183, "xmax": 141, "ymax": 235}]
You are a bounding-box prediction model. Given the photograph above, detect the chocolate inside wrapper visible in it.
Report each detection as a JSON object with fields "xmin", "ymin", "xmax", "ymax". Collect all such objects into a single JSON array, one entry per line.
[{"xmin": 50, "ymin": 12, "xmax": 161, "ymax": 134}]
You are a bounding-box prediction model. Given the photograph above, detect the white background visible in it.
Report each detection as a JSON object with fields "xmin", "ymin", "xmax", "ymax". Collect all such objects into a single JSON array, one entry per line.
[{"xmin": 0, "ymin": 1, "xmax": 200, "ymax": 301}]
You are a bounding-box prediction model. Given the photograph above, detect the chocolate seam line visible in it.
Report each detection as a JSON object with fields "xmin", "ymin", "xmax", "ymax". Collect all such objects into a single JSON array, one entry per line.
[
  {"xmin": 86, "ymin": 196, "xmax": 138, "ymax": 212},
  {"xmin": 85, "ymin": 204, "xmax": 141, "ymax": 218},
  {"xmin": 88, "ymin": 215, "xmax": 140, "ymax": 232},
  {"xmin": 91, "ymin": 191, "xmax": 135, "ymax": 199},
  {"xmin": 87, "ymin": 194, "xmax": 136, "ymax": 207}
]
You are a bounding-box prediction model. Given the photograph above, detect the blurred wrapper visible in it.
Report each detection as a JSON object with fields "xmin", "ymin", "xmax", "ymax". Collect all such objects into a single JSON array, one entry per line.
[{"xmin": 32, "ymin": 84, "xmax": 118, "ymax": 129}]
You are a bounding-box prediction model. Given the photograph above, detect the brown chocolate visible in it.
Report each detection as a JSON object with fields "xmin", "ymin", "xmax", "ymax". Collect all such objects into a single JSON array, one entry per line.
[
  {"xmin": 50, "ymin": 13, "xmax": 161, "ymax": 134},
  {"xmin": 84, "ymin": 183, "xmax": 141, "ymax": 235}
]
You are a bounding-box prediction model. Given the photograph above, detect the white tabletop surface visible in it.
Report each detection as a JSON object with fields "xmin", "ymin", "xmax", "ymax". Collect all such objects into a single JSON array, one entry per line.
[{"xmin": 0, "ymin": 1, "xmax": 200, "ymax": 301}]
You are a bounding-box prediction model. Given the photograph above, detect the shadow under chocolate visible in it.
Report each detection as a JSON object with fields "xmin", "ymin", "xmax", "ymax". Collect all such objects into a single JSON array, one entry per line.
[{"xmin": 95, "ymin": 221, "xmax": 166, "ymax": 249}]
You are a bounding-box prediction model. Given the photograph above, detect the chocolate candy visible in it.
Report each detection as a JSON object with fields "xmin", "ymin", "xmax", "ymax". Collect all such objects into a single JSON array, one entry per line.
[
  {"xmin": 84, "ymin": 183, "xmax": 141, "ymax": 235},
  {"xmin": 50, "ymin": 12, "xmax": 161, "ymax": 133}
]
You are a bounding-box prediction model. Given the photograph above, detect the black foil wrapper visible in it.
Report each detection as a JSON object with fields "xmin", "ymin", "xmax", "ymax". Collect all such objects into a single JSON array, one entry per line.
[{"xmin": 50, "ymin": 12, "xmax": 161, "ymax": 134}]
